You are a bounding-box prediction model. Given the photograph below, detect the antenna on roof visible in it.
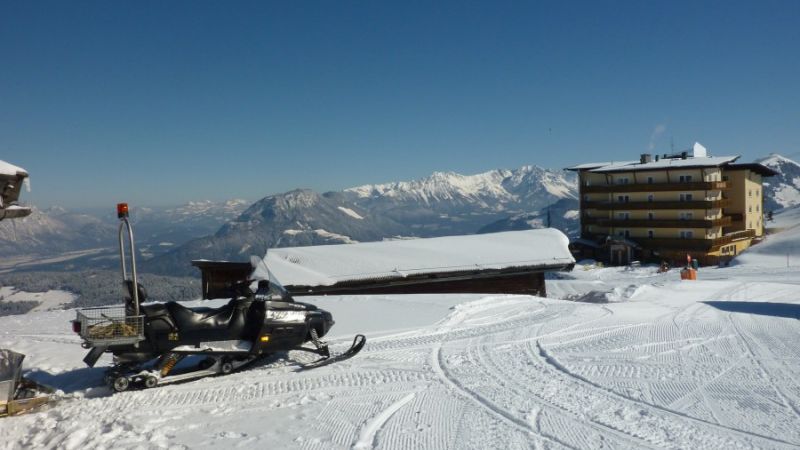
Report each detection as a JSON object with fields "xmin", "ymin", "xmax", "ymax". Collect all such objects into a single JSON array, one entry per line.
[{"xmin": 670, "ymin": 136, "xmax": 675, "ymax": 152}]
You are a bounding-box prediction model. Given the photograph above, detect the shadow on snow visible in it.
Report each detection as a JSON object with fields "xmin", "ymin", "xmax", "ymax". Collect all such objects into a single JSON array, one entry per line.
[
  {"xmin": 21, "ymin": 351, "xmax": 295, "ymax": 396},
  {"xmin": 703, "ymin": 301, "xmax": 800, "ymax": 319}
]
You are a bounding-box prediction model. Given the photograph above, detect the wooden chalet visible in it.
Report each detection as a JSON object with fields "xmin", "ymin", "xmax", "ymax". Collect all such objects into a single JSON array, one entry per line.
[
  {"xmin": 192, "ymin": 229, "xmax": 575, "ymax": 299},
  {"xmin": 0, "ymin": 160, "xmax": 31, "ymax": 220}
]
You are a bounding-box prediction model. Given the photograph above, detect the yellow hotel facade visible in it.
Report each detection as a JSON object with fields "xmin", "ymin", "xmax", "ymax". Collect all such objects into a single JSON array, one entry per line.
[{"xmin": 567, "ymin": 143, "xmax": 777, "ymax": 266}]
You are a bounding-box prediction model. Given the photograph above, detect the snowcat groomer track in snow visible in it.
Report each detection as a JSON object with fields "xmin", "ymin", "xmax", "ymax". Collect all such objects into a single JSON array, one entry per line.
[{"xmin": 73, "ymin": 203, "xmax": 365, "ymax": 392}]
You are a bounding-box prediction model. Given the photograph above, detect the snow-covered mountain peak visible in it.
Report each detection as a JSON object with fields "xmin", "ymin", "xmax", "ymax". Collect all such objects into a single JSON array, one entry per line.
[
  {"xmin": 224, "ymin": 199, "xmax": 248, "ymax": 207},
  {"xmin": 757, "ymin": 153, "xmax": 800, "ymax": 167},
  {"xmin": 273, "ymin": 189, "xmax": 322, "ymax": 209},
  {"xmin": 344, "ymin": 165, "xmax": 572, "ymax": 207},
  {"xmin": 755, "ymin": 153, "xmax": 800, "ymax": 211}
]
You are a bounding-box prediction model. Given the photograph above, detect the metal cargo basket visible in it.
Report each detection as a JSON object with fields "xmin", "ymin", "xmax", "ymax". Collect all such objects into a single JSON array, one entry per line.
[{"xmin": 76, "ymin": 307, "xmax": 144, "ymax": 345}]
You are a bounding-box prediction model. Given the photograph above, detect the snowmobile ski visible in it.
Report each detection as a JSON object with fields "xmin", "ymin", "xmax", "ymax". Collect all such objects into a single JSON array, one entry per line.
[{"xmin": 295, "ymin": 334, "xmax": 366, "ymax": 371}]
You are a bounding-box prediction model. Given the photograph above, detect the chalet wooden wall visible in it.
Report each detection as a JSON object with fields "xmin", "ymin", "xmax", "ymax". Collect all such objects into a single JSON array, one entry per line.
[
  {"xmin": 288, "ymin": 272, "xmax": 547, "ymax": 297},
  {"xmin": 192, "ymin": 260, "xmax": 558, "ymax": 299}
]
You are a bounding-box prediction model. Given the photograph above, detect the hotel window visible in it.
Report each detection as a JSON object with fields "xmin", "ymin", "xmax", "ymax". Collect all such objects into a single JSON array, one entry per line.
[
  {"xmin": 679, "ymin": 212, "xmax": 693, "ymax": 220},
  {"xmin": 647, "ymin": 176, "xmax": 654, "ymax": 184},
  {"xmin": 617, "ymin": 195, "xmax": 630, "ymax": 203},
  {"xmin": 618, "ymin": 229, "xmax": 630, "ymax": 238},
  {"xmin": 679, "ymin": 175, "xmax": 693, "ymax": 183},
  {"xmin": 647, "ymin": 212, "xmax": 655, "ymax": 220},
  {"xmin": 679, "ymin": 230, "xmax": 693, "ymax": 239},
  {"xmin": 647, "ymin": 230, "xmax": 654, "ymax": 238},
  {"xmin": 679, "ymin": 193, "xmax": 693, "ymax": 202},
  {"xmin": 647, "ymin": 194, "xmax": 654, "ymax": 202},
  {"xmin": 749, "ymin": 190, "xmax": 752, "ymax": 197},
  {"xmin": 748, "ymin": 206, "xmax": 752, "ymax": 213},
  {"xmin": 617, "ymin": 212, "xmax": 630, "ymax": 220},
  {"xmin": 617, "ymin": 177, "xmax": 630, "ymax": 185}
]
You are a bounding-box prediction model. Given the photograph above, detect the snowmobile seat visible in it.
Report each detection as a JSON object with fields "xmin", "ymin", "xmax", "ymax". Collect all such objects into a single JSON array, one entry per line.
[
  {"xmin": 140, "ymin": 303, "xmax": 176, "ymax": 332},
  {"xmin": 165, "ymin": 298, "xmax": 250, "ymax": 340},
  {"xmin": 141, "ymin": 302, "xmax": 169, "ymax": 317}
]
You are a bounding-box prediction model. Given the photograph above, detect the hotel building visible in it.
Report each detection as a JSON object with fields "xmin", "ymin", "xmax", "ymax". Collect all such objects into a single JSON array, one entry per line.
[{"xmin": 566, "ymin": 143, "xmax": 777, "ymax": 265}]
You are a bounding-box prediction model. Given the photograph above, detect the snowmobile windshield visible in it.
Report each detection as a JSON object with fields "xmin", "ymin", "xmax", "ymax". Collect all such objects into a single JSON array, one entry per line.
[
  {"xmin": 249, "ymin": 255, "xmax": 294, "ymax": 302},
  {"xmin": 256, "ymin": 281, "xmax": 294, "ymax": 302}
]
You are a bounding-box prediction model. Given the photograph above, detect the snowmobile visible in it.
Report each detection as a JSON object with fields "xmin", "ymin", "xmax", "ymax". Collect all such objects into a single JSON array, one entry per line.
[
  {"xmin": 73, "ymin": 203, "xmax": 365, "ymax": 392},
  {"xmin": 0, "ymin": 349, "xmax": 53, "ymax": 417}
]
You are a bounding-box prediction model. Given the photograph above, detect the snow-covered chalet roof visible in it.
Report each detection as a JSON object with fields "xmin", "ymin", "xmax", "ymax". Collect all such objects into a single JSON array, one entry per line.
[
  {"xmin": 0, "ymin": 160, "xmax": 28, "ymax": 177},
  {"xmin": 265, "ymin": 229, "xmax": 575, "ymax": 287}
]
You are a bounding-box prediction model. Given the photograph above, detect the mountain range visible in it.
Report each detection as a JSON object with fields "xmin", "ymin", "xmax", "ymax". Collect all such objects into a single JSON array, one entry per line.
[
  {"xmin": 0, "ymin": 200, "xmax": 249, "ymax": 271},
  {"xmin": 3, "ymin": 154, "xmax": 798, "ymax": 277},
  {"xmin": 145, "ymin": 166, "xmax": 579, "ymax": 275}
]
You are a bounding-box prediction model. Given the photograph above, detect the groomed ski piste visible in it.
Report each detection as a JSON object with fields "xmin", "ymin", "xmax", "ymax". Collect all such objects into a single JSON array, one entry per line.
[{"xmin": 2, "ymin": 208, "xmax": 800, "ymax": 449}]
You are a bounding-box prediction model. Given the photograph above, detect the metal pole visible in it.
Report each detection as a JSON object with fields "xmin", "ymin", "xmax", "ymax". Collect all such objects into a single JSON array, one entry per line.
[
  {"xmin": 118, "ymin": 217, "xmax": 139, "ymax": 317},
  {"xmin": 118, "ymin": 221, "xmax": 128, "ymax": 284}
]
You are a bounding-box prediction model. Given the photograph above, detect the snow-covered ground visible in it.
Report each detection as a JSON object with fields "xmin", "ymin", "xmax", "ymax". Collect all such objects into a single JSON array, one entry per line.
[
  {"xmin": 0, "ymin": 287, "xmax": 76, "ymax": 313},
  {"xmin": 1, "ymin": 214, "xmax": 799, "ymax": 449}
]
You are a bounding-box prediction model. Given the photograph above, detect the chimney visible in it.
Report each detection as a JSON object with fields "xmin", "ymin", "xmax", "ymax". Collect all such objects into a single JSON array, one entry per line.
[
  {"xmin": 681, "ymin": 151, "xmax": 688, "ymax": 159},
  {"xmin": 640, "ymin": 154, "xmax": 653, "ymax": 164},
  {"xmin": 655, "ymin": 154, "xmax": 660, "ymax": 161}
]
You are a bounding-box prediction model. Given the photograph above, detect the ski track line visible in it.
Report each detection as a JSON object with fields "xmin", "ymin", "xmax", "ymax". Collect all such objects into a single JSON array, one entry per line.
[
  {"xmin": 728, "ymin": 312, "xmax": 800, "ymax": 422},
  {"xmin": 351, "ymin": 392, "xmax": 416, "ymax": 450},
  {"xmin": 473, "ymin": 336, "xmax": 653, "ymax": 450},
  {"xmin": 535, "ymin": 341, "xmax": 799, "ymax": 448},
  {"xmin": 77, "ymin": 368, "xmax": 431, "ymax": 416},
  {"xmin": 666, "ymin": 354, "xmax": 747, "ymax": 413},
  {"xmin": 544, "ymin": 322, "xmax": 650, "ymax": 349},
  {"xmin": 670, "ymin": 300, "xmax": 724, "ymax": 427},
  {"xmin": 429, "ymin": 344, "xmax": 569, "ymax": 449},
  {"xmin": 418, "ymin": 300, "xmax": 634, "ymax": 449},
  {"xmin": 362, "ymin": 305, "xmax": 551, "ymax": 354}
]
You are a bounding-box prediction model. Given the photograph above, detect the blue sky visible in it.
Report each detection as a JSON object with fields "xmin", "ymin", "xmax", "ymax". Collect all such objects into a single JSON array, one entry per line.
[{"xmin": 2, "ymin": 1, "xmax": 799, "ymax": 208}]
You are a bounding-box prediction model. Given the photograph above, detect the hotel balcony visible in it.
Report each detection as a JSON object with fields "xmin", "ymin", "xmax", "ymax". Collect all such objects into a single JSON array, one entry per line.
[
  {"xmin": 584, "ymin": 199, "xmax": 730, "ymax": 210},
  {"xmin": 638, "ymin": 229, "xmax": 756, "ymax": 251},
  {"xmin": 582, "ymin": 181, "xmax": 728, "ymax": 194},
  {"xmin": 582, "ymin": 229, "xmax": 756, "ymax": 252},
  {"xmin": 582, "ymin": 216, "xmax": 733, "ymax": 228}
]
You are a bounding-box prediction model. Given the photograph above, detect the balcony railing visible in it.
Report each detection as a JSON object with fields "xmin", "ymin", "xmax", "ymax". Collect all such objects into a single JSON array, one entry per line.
[
  {"xmin": 582, "ymin": 229, "xmax": 756, "ymax": 252},
  {"xmin": 582, "ymin": 181, "xmax": 728, "ymax": 193},
  {"xmin": 716, "ymin": 229, "xmax": 756, "ymax": 245},
  {"xmin": 582, "ymin": 216, "xmax": 732, "ymax": 228},
  {"xmin": 584, "ymin": 199, "xmax": 730, "ymax": 210}
]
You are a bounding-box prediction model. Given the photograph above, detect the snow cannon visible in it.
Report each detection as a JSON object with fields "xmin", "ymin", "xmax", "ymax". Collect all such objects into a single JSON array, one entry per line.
[{"xmin": 0, "ymin": 349, "xmax": 53, "ymax": 417}]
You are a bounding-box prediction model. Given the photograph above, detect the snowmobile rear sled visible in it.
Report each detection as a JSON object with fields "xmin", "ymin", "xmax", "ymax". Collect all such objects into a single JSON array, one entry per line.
[{"xmin": 73, "ymin": 203, "xmax": 366, "ymax": 392}]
